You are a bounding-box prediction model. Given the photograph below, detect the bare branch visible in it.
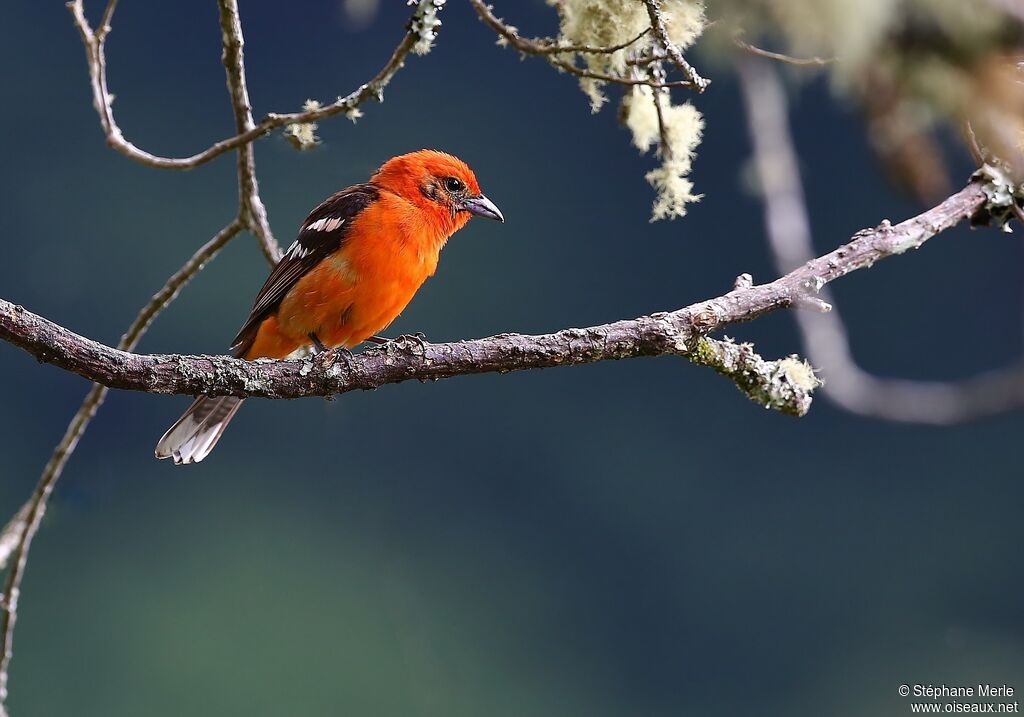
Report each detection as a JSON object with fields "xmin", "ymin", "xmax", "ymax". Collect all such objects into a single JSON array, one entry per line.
[
  {"xmin": 647, "ymin": 64, "xmax": 674, "ymax": 155},
  {"xmin": 738, "ymin": 56, "xmax": 1024, "ymax": 424},
  {"xmin": 546, "ymin": 57, "xmax": 702, "ymax": 90},
  {"xmin": 963, "ymin": 119, "xmax": 986, "ymax": 166},
  {"xmin": 733, "ymin": 38, "xmax": 834, "ymax": 67},
  {"xmin": 67, "ymin": 0, "xmax": 443, "ymax": 172},
  {"xmin": 216, "ymin": 0, "xmax": 280, "ymax": 263}
]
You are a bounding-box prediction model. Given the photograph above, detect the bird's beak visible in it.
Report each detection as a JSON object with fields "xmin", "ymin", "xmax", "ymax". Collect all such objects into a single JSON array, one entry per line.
[{"xmin": 461, "ymin": 194, "xmax": 504, "ymax": 223}]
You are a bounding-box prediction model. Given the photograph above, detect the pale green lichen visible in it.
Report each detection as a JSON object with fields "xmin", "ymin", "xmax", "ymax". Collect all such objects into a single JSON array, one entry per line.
[
  {"xmin": 977, "ymin": 163, "xmax": 1018, "ymax": 208},
  {"xmin": 688, "ymin": 337, "xmax": 820, "ymax": 416},
  {"xmin": 974, "ymin": 163, "xmax": 1024, "ymax": 233},
  {"xmin": 548, "ymin": 0, "xmax": 706, "ymax": 110},
  {"xmin": 533, "ymin": 1, "xmax": 709, "ymax": 220},
  {"xmin": 777, "ymin": 356, "xmax": 822, "ymax": 394},
  {"xmin": 283, "ymin": 99, "xmax": 322, "ymax": 150},
  {"xmin": 624, "ymin": 81, "xmax": 706, "ymax": 221},
  {"xmin": 409, "ymin": 0, "xmax": 445, "ymax": 55}
]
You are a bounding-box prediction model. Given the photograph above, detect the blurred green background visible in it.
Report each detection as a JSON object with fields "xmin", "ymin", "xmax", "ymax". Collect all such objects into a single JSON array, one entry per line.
[{"xmin": 1, "ymin": 1, "xmax": 1022, "ymax": 715}]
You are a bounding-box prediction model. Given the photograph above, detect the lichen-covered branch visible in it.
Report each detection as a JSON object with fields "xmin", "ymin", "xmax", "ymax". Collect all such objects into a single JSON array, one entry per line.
[
  {"xmin": 0, "ymin": 179, "xmax": 991, "ymax": 412},
  {"xmin": 0, "ymin": 295, "xmax": 813, "ymax": 414},
  {"xmin": 737, "ymin": 56, "xmax": 1024, "ymax": 424},
  {"xmin": 470, "ymin": 0, "xmax": 708, "ymax": 220},
  {"xmin": 469, "ymin": 0, "xmax": 706, "ymax": 91},
  {"xmin": 641, "ymin": 0, "xmax": 709, "ymax": 90},
  {"xmin": 690, "ymin": 337, "xmax": 818, "ymax": 416}
]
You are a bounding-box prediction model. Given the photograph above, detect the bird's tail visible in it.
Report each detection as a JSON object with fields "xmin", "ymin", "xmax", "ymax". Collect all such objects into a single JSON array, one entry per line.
[{"xmin": 155, "ymin": 396, "xmax": 244, "ymax": 465}]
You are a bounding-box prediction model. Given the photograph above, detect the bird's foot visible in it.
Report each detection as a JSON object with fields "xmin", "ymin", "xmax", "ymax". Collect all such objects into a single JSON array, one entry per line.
[
  {"xmin": 367, "ymin": 332, "xmax": 428, "ymax": 354},
  {"xmin": 308, "ymin": 332, "xmax": 328, "ymax": 354},
  {"xmin": 320, "ymin": 347, "xmax": 353, "ymax": 366},
  {"xmin": 307, "ymin": 333, "xmax": 352, "ymax": 367},
  {"xmin": 396, "ymin": 332, "xmax": 428, "ymax": 355}
]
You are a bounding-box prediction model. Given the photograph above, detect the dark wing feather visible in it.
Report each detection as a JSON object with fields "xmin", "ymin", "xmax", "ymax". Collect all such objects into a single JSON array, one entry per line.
[{"xmin": 230, "ymin": 183, "xmax": 379, "ymax": 356}]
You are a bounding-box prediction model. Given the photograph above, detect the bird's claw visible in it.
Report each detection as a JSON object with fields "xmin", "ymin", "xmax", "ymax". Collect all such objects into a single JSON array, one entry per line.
[
  {"xmin": 367, "ymin": 332, "xmax": 428, "ymax": 355},
  {"xmin": 313, "ymin": 346, "xmax": 352, "ymax": 368},
  {"xmin": 396, "ymin": 332, "xmax": 427, "ymax": 355}
]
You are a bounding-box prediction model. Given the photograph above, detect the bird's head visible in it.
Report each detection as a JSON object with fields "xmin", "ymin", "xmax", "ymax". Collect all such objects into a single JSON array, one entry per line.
[{"xmin": 372, "ymin": 150, "xmax": 504, "ymax": 231}]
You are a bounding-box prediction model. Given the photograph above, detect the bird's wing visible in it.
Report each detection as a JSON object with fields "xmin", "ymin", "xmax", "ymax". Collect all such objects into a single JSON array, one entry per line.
[{"xmin": 230, "ymin": 183, "xmax": 379, "ymax": 356}]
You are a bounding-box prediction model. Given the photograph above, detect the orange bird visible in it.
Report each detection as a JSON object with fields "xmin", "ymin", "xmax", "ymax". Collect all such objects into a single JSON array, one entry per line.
[{"xmin": 156, "ymin": 150, "xmax": 503, "ymax": 464}]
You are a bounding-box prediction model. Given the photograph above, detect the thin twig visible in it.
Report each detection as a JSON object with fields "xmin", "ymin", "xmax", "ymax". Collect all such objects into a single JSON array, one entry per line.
[
  {"xmin": 641, "ymin": 0, "xmax": 710, "ymax": 91},
  {"xmin": 216, "ymin": 0, "xmax": 280, "ymax": 263},
  {"xmin": 647, "ymin": 64, "xmax": 674, "ymax": 156},
  {"xmin": 469, "ymin": 0, "xmax": 704, "ymax": 91},
  {"xmin": 626, "ymin": 49, "xmax": 668, "ymax": 67},
  {"xmin": 502, "ymin": 26, "xmax": 651, "ymax": 56},
  {"xmin": 547, "ymin": 56, "xmax": 700, "ymax": 89},
  {"xmin": 738, "ymin": 56, "xmax": 1024, "ymax": 424},
  {"xmin": 963, "ymin": 119, "xmax": 986, "ymax": 166},
  {"xmin": 0, "ymin": 219, "xmax": 244, "ymax": 706},
  {"xmin": 469, "ymin": 0, "xmax": 623, "ymax": 55},
  {"xmin": 734, "ymin": 38, "xmax": 834, "ymax": 67},
  {"xmin": 67, "ymin": 0, "xmax": 442, "ymax": 172},
  {"xmin": 97, "ymin": 0, "xmax": 116, "ymax": 37}
]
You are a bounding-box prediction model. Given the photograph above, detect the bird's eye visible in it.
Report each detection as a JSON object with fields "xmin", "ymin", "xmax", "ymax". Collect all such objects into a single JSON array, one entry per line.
[{"xmin": 444, "ymin": 177, "xmax": 465, "ymax": 193}]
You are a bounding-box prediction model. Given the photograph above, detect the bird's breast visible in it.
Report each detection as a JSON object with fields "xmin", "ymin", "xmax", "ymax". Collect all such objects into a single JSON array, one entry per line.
[
  {"xmin": 344, "ymin": 192, "xmax": 449, "ymax": 288},
  {"xmin": 282, "ymin": 193, "xmax": 454, "ymax": 347}
]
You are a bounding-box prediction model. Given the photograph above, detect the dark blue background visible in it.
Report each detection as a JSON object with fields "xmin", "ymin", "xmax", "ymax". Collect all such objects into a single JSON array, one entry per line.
[{"xmin": 1, "ymin": 1, "xmax": 1021, "ymax": 715}]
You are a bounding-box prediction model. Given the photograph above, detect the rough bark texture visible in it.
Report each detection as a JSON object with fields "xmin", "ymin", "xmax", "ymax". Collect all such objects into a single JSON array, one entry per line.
[{"xmin": 0, "ymin": 180, "xmax": 988, "ymax": 411}]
